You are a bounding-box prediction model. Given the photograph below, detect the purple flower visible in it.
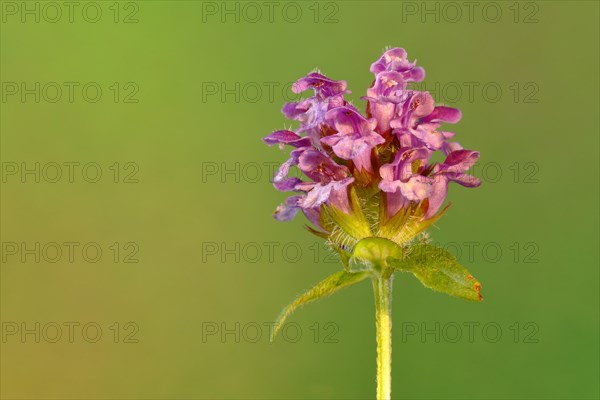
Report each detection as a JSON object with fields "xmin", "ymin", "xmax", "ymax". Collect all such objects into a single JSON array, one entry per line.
[
  {"xmin": 426, "ymin": 150, "xmax": 481, "ymax": 218},
  {"xmin": 263, "ymin": 129, "xmax": 311, "ymax": 149},
  {"xmin": 363, "ymin": 47, "xmax": 427, "ymax": 134},
  {"xmin": 263, "ymin": 130, "xmax": 311, "ymax": 192},
  {"xmin": 297, "ymin": 148, "xmax": 351, "ymax": 182},
  {"xmin": 321, "ymin": 107, "xmax": 385, "ymax": 173},
  {"xmin": 370, "ymin": 48, "xmax": 425, "ymax": 82},
  {"xmin": 264, "ymin": 47, "xmax": 480, "ymax": 241},
  {"xmin": 390, "ymin": 91, "xmax": 435, "ymax": 133},
  {"xmin": 297, "ymin": 178, "xmax": 354, "ymax": 211},
  {"xmin": 441, "ymin": 140, "xmax": 464, "ymax": 156},
  {"xmin": 367, "ymin": 71, "xmax": 409, "ymax": 102},
  {"xmin": 379, "ymin": 147, "xmax": 433, "ymax": 200},
  {"xmin": 296, "ymin": 148, "xmax": 354, "ymax": 212},
  {"xmin": 291, "ymin": 72, "xmax": 348, "ymax": 99},
  {"xmin": 363, "ymin": 72, "xmax": 411, "ymax": 133},
  {"xmin": 264, "ymin": 136, "xmax": 355, "ymax": 220},
  {"xmin": 282, "ymin": 73, "xmax": 349, "ymax": 147},
  {"xmin": 273, "ymin": 196, "xmax": 303, "ymax": 221},
  {"xmin": 390, "ymin": 92, "xmax": 462, "ymax": 151},
  {"xmin": 273, "ymin": 195, "xmax": 324, "ymax": 227}
]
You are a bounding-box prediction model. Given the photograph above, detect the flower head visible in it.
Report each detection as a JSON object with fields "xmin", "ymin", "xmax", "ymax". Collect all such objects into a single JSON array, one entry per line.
[{"xmin": 263, "ymin": 48, "xmax": 480, "ymax": 249}]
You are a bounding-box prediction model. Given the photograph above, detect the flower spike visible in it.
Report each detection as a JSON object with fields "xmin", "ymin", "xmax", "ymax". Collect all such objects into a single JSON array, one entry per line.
[{"xmin": 262, "ymin": 48, "xmax": 482, "ymax": 400}]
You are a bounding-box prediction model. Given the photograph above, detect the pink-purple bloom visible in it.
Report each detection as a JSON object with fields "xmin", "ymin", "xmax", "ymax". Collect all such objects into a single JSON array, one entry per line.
[
  {"xmin": 263, "ymin": 48, "xmax": 480, "ymax": 241},
  {"xmin": 321, "ymin": 107, "xmax": 385, "ymax": 173}
]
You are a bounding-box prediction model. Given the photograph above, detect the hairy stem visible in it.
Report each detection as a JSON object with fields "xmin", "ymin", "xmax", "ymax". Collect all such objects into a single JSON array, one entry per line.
[{"xmin": 373, "ymin": 271, "xmax": 393, "ymax": 400}]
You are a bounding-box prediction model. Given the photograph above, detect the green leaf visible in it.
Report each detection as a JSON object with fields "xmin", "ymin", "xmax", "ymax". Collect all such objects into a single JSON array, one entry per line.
[
  {"xmin": 270, "ymin": 270, "xmax": 371, "ymax": 342},
  {"xmin": 391, "ymin": 244, "xmax": 483, "ymax": 302}
]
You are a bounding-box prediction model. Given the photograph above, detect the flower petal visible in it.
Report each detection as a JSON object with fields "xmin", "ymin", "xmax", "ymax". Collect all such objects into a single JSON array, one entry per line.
[
  {"xmin": 292, "ymin": 72, "xmax": 347, "ymax": 98},
  {"xmin": 273, "ymin": 196, "xmax": 302, "ymax": 221},
  {"xmin": 263, "ymin": 130, "xmax": 311, "ymax": 148},
  {"xmin": 443, "ymin": 150, "xmax": 480, "ymax": 173},
  {"xmin": 422, "ymin": 106, "xmax": 462, "ymax": 124},
  {"xmin": 425, "ymin": 175, "xmax": 449, "ymax": 219},
  {"xmin": 399, "ymin": 175, "xmax": 433, "ymax": 201},
  {"xmin": 370, "ymin": 48, "xmax": 425, "ymax": 82}
]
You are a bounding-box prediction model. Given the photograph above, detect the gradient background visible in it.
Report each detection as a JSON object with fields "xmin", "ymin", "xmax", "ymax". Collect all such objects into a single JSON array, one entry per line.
[{"xmin": 1, "ymin": 1, "xmax": 599, "ymax": 399}]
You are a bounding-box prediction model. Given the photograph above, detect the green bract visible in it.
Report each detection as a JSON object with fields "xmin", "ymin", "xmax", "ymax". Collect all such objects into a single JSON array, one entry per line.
[
  {"xmin": 272, "ymin": 237, "xmax": 482, "ymax": 342},
  {"xmin": 391, "ymin": 243, "xmax": 483, "ymax": 302}
]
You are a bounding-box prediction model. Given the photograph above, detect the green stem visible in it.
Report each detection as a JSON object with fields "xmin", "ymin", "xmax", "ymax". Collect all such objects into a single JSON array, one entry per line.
[{"xmin": 373, "ymin": 271, "xmax": 393, "ymax": 400}]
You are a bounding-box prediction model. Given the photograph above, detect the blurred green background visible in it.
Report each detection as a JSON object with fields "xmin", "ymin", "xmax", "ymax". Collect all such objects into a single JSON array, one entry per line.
[{"xmin": 1, "ymin": 1, "xmax": 598, "ymax": 399}]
